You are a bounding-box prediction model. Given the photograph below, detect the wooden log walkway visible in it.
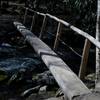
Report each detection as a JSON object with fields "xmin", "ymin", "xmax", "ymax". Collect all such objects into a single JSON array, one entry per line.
[{"xmin": 14, "ymin": 21, "xmax": 91, "ymax": 100}]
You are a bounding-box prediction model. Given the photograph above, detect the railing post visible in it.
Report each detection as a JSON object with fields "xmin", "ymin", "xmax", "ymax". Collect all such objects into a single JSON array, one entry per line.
[
  {"xmin": 30, "ymin": 12, "xmax": 37, "ymax": 32},
  {"xmin": 39, "ymin": 15, "xmax": 47, "ymax": 39},
  {"xmin": 23, "ymin": 8, "xmax": 28, "ymax": 24},
  {"xmin": 79, "ymin": 39, "xmax": 91, "ymax": 80},
  {"xmin": 53, "ymin": 22, "xmax": 62, "ymax": 51}
]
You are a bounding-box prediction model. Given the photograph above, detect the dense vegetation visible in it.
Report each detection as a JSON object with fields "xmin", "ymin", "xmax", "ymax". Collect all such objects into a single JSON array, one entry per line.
[
  {"xmin": 64, "ymin": 0, "xmax": 97, "ymax": 35},
  {"xmin": 26, "ymin": 0, "xmax": 97, "ymax": 35}
]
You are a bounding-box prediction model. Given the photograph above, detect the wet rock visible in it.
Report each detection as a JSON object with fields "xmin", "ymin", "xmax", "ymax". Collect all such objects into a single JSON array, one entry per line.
[
  {"xmin": 1, "ymin": 43, "xmax": 12, "ymax": 47},
  {"xmin": 39, "ymin": 85, "xmax": 47, "ymax": 94},
  {"xmin": 0, "ymin": 57, "xmax": 42, "ymax": 74},
  {"xmin": 21, "ymin": 85, "xmax": 40, "ymax": 98},
  {"xmin": 84, "ymin": 73, "xmax": 95, "ymax": 89},
  {"xmin": 85, "ymin": 73, "xmax": 95, "ymax": 82},
  {"xmin": 34, "ymin": 71, "xmax": 56, "ymax": 86},
  {"xmin": 19, "ymin": 71, "xmax": 57, "ymax": 99},
  {"xmin": 56, "ymin": 89, "xmax": 63, "ymax": 97}
]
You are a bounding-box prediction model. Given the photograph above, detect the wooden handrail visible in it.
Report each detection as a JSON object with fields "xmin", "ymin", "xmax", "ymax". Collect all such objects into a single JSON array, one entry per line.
[
  {"xmin": 23, "ymin": 7, "xmax": 100, "ymax": 49},
  {"xmin": 23, "ymin": 7, "xmax": 100, "ymax": 83},
  {"xmin": 46, "ymin": 14, "xmax": 100, "ymax": 49},
  {"xmin": 24, "ymin": 7, "xmax": 45, "ymax": 16}
]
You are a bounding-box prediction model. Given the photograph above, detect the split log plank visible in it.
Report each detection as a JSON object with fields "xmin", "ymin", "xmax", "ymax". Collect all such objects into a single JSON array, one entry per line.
[{"xmin": 14, "ymin": 22, "xmax": 91, "ymax": 100}]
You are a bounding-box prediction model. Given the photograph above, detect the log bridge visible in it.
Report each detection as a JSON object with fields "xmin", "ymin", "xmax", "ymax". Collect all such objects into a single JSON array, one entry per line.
[{"xmin": 13, "ymin": 7, "xmax": 100, "ymax": 100}]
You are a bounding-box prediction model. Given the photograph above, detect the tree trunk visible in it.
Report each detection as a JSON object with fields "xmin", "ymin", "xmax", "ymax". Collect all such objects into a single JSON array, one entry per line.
[{"xmin": 96, "ymin": 0, "xmax": 100, "ymax": 88}]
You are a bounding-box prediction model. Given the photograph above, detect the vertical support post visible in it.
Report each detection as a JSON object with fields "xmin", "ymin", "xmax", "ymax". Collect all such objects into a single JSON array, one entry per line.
[
  {"xmin": 79, "ymin": 39, "xmax": 91, "ymax": 80},
  {"xmin": 96, "ymin": 0, "xmax": 100, "ymax": 89},
  {"xmin": 30, "ymin": 12, "xmax": 37, "ymax": 31},
  {"xmin": 53, "ymin": 22, "xmax": 62, "ymax": 51},
  {"xmin": 39, "ymin": 15, "xmax": 47, "ymax": 39},
  {"xmin": 23, "ymin": 8, "xmax": 28, "ymax": 24}
]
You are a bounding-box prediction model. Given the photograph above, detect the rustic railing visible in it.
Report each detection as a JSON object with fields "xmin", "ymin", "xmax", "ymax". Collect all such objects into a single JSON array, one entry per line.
[
  {"xmin": 23, "ymin": 7, "xmax": 100, "ymax": 80},
  {"xmin": 13, "ymin": 7, "xmax": 100, "ymax": 100}
]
